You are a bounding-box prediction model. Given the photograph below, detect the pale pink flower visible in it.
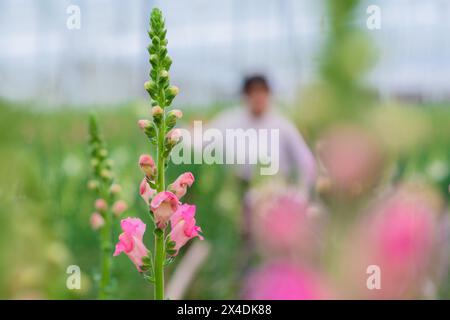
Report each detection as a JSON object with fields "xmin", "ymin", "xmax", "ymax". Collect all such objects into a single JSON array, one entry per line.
[
  {"xmin": 112, "ymin": 200, "xmax": 128, "ymax": 217},
  {"xmin": 90, "ymin": 212, "xmax": 105, "ymax": 230},
  {"xmin": 95, "ymin": 198, "xmax": 108, "ymax": 212},
  {"xmin": 243, "ymin": 262, "xmax": 330, "ymax": 300},
  {"xmin": 168, "ymin": 172, "xmax": 195, "ymax": 199},
  {"xmin": 139, "ymin": 154, "xmax": 156, "ymax": 178},
  {"xmin": 140, "ymin": 178, "xmax": 156, "ymax": 205},
  {"xmin": 150, "ymin": 191, "xmax": 180, "ymax": 228},
  {"xmin": 113, "ymin": 217, "xmax": 149, "ymax": 271},
  {"xmin": 169, "ymin": 204, "xmax": 203, "ymax": 255}
]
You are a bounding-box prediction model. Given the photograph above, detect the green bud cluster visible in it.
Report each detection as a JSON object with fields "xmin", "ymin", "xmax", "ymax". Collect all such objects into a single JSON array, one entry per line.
[
  {"xmin": 89, "ymin": 114, "xmax": 114, "ymax": 186},
  {"xmin": 145, "ymin": 8, "xmax": 178, "ymax": 109}
]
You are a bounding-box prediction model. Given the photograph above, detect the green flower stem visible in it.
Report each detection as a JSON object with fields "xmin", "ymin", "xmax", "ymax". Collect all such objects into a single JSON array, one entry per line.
[
  {"xmin": 154, "ymin": 228, "xmax": 165, "ymax": 300},
  {"xmin": 99, "ymin": 207, "xmax": 112, "ymax": 299},
  {"xmin": 154, "ymin": 107, "xmax": 166, "ymax": 300}
]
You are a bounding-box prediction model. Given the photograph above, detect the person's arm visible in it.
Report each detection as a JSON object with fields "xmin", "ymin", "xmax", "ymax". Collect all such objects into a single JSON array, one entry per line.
[{"xmin": 285, "ymin": 121, "xmax": 317, "ymax": 190}]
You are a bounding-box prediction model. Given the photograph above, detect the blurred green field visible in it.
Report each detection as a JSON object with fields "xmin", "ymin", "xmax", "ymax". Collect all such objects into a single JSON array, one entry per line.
[{"xmin": 0, "ymin": 98, "xmax": 449, "ymax": 299}]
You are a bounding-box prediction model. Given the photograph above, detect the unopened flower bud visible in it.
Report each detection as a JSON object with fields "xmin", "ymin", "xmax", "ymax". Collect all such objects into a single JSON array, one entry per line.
[
  {"xmin": 100, "ymin": 169, "xmax": 112, "ymax": 179},
  {"xmin": 95, "ymin": 199, "xmax": 108, "ymax": 212},
  {"xmin": 168, "ymin": 86, "xmax": 179, "ymax": 97},
  {"xmin": 87, "ymin": 179, "xmax": 99, "ymax": 190},
  {"xmin": 144, "ymin": 81, "xmax": 156, "ymax": 92},
  {"xmin": 112, "ymin": 200, "xmax": 128, "ymax": 217},
  {"xmin": 168, "ymin": 109, "xmax": 182, "ymax": 119},
  {"xmin": 106, "ymin": 159, "xmax": 114, "ymax": 167},
  {"xmin": 99, "ymin": 149, "xmax": 108, "ymax": 158},
  {"xmin": 138, "ymin": 119, "xmax": 151, "ymax": 131},
  {"xmin": 166, "ymin": 128, "xmax": 182, "ymax": 145},
  {"xmin": 165, "ymin": 109, "xmax": 183, "ymax": 130},
  {"xmin": 91, "ymin": 159, "xmax": 99, "ymax": 168},
  {"xmin": 152, "ymin": 106, "xmax": 163, "ymax": 123},
  {"xmin": 90, "ymin": 212, "xmax": 105, "ymax": 230},
  {"xmin": 152, "ymin": 106, "xmax": 163, "ymax": 116},
  {"xmin": 139, "ymin": 154, "xmax": 157, "ymax": 178},
  {"xmin": 110, "ymin": 183, "xmax": 122, "ymax": 195},
  {"xmin": 150, "ymin": 54, "xmax": 158, "ymax": 65},
  {"xmin": 159, "ymin": 70, "xmax": 169, "ymax": 79}
]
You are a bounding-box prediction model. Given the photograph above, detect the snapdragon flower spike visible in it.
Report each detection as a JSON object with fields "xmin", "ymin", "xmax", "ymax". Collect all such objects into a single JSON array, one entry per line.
[
  {"xmin": 140, "ymin": 177, "xmax": 156, "ymax": 205},
  {"xmin": 168, "ymin": 172, "xmax": 195, "ymax": 199},
  {"xmin": 169, "ymin": 204, "xmax": 203, "ymax": 256},
  {"xmin": 90, "ymin": 212, "xmax": 105, "ymax": 230},
  {"xmin": 150, "ymin": 191, "xmax": 180, "ymax": 228},
  {"xmin": 114, "ymin": 217, "xmax": 149, "ymax": 272},
  {"xmin": 139, "ymin": 154, "xmax": 157, "ymax": 179}
]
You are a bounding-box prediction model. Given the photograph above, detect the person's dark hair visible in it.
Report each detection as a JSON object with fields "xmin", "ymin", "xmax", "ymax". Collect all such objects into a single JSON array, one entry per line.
[{"xmin": 242, "ymin": 74, "xmax": 270, "ymax": 95}]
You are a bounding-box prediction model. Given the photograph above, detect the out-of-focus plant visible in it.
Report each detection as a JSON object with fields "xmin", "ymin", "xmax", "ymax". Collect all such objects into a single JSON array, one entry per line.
[
  {"xmin": 88, "ymin": 114, "xmax": 128, "ymax": 299},
  {"xmin": 112, "ymin": 8, "xmax": 203, "ymax": 300}
]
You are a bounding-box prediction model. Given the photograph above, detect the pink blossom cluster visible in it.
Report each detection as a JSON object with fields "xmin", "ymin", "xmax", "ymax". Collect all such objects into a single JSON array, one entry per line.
[{"xmin": 113, "ymin": 154, "xmax": 202, "ymax": 271}]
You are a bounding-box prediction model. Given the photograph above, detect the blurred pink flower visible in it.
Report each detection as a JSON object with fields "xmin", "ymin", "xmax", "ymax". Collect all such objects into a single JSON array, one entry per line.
[
  {"xmin": 139, "ymin": 178, "xmax": 155, "ymax": 205},
  {"xmin": 169, "ymin": 204, "xmax": 203, "ymax": 255},
  {"xmin": 112, "ymin": 200, "xmax": 128, "ymax": 217},
  {"xmin": 150, "ymin": 191, "xmax": 179, "ymax": 228},
  {"xmin": 243, "ymin": 262, "xmax": 330, "ymax": 300},
  {"xmin": 342, "ymin": 186, "xmax": 439, "ymax": 299},
  {"xmin": 90, "ymin": 212, "xmax": 104, "ymax": 230},
  {"xmin": 95, "ymin": 198, "xmax": 108, "ymax": 212},
  {"xmin": 317, "ymin": 126, "xmax": 382, "ymax": 196},
  {"xmin": 139, "ymin": 154, "xmax": 156, "ymax": 178},
  {"xmin": 113, "ymin": 217, "xmax": 149, "ymax": 271},
  {"xmin": 249, "ymin": 184, "xmax": 323, "ymax": 260},
  {"xmin": 168, "ymin": 172, "xmax": 195, "ymax": 199}
]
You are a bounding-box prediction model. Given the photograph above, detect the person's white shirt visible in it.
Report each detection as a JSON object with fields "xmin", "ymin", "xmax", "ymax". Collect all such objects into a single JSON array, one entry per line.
[{"xmin": 206, "ymin": 106, "xmax": 316, "ymax": 188}]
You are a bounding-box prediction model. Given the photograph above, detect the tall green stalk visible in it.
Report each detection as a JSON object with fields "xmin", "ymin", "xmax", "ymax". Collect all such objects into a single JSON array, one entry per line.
[
  {"xmin": 143, "ymin": 8, "xmax": 179, "ymax": 300},
  {"xmin": 88, "ymin": 114, "xmax": 123, "ymax": 299}
]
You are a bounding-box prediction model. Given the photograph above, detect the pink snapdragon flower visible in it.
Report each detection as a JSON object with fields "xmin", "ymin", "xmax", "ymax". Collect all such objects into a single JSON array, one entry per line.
[
  {"xmin": 113, "ymin": 217, "xmax": 149, "ymax": 271},
  {"xmin": 243, "ymin": 262, "xmax": 331, "ymax": 300},
  {"xmin": 90, "ymin": 212, "xmax": 105, "ymax": 230},
  {"xmin": 140, "ymin": 178, "xmax": 156, "ymax": 205},
  {"xmin": 150, "ymin": 191, "xmax": 180, "ymax": 228},
  {"xmin": 112, "ymin": 200, "xmax": 128, "ymax": 217},
  {"xmin": 168, "ymin": 172, "xmax": 195, "ymax": 199},
  {"xmin": 139, "ymin": 154, "xmax": 156, "ymax": 178},
  {"xmin": 169, "ymin": 204, "xmax": 203, "ymax": 255},
  {"xmin": 95, "ymin": 198, "xmax": 108, "ymax": 212}
]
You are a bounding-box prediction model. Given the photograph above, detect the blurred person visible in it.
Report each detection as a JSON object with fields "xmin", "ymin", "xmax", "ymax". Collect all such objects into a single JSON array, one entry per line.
[
  {"xmin": 207, "ymin": 74, "xmax": 316, "ymax": 190},
  {"xmin": 204, "ymin": 75, "xmax": 317, "ymax": 281}
]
